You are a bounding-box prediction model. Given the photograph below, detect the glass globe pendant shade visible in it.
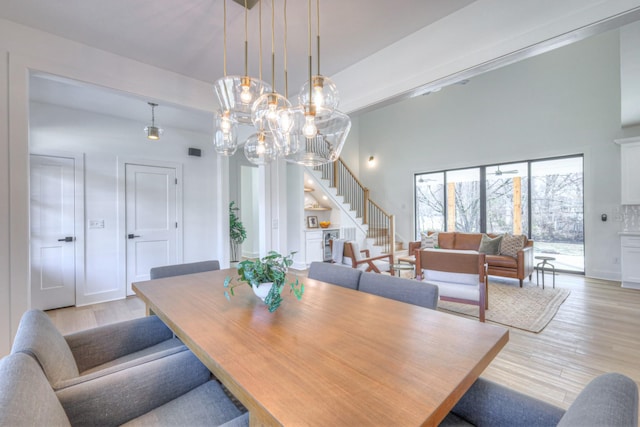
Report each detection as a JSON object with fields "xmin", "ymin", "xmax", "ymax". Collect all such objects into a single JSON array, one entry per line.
[
  {"xmin": 285, "ymin": 106, "xmax": 351, "ymax": 166},
  {"xmin": 298, "ymin": 75, "xmax": 339, "ymax": 117},
  {"xmin": 214, "ymin": 76, "xmax": 272, "ymax": 125},
  {"xmin": 244, "ymin": 131, "xmax": 279, "ymax": 165},
  {"xmin": 268, "ymin": 105, "xmax": 296, "ymax": 156},
  {"xmin": 273, "ymin": 129, "xmax": 294, "ymax": 157},
  {"xmin": 213, "ymin": 110, "xmax": 239, "ymax": 156},
  {"xmin": 251, "ymin": 92, "xmax": 292, "ymax": 132}
]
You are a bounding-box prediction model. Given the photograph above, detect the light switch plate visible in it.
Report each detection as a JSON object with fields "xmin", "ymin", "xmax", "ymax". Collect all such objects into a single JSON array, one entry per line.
[{"xmin": 89, "ymin": 219, "xmax": 105, "ymax": 229}]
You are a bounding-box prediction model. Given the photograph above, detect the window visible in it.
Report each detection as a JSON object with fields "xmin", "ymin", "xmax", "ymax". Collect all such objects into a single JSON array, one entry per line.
[
  {"xmin": 446, "ymin": 168, "xmax": 480, "ymax": 232},
  {"xmin": 415, "ymin": 172, "xmax": 444, "ymax": 232},
  {"xmin": 485, "ymin": 163, "xmax": 528, "ymax": 236},
  {"xmin": 415, "ymin": 155, "xmax": 583, "ymax": 273}
]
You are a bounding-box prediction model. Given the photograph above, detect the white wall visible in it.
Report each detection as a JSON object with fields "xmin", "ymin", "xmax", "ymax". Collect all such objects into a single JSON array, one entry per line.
[
  {"xmin": 0, "ymin": 18, "xmax": 226, "ymax": 356},
  {"xmin": 339, "ymin": 116, "xmax": 360, "ymax": 176},
  {"xmin": 0, "ymin": 50, "xmax": 10, "ymax": 354},
  {"xmin": 356, "ymin": 30, "xmax": 626, "ymax": 280},
  {"xmin": 29, "ymin": 102, "xmax": 219, "ymax": 305}
]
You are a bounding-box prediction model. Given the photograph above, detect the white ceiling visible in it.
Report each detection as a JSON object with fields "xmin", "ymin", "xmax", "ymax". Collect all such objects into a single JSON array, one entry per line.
[
  {"xmin": 1, "ymin": 0, "xmax": 476, "ymax": 91},
  {"xmin": 4, "ymin": 1, "xmax": 640, "ymax": 131},
  {"xmin": 1, "ymin": 0, "xmax": 477, "ymax": 132}
]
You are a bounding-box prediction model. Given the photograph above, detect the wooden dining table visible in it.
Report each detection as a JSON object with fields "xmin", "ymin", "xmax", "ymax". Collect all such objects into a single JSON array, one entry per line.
[{"xmin": 133, "ymin": 268, "xmax": 508, "ymax": 427}]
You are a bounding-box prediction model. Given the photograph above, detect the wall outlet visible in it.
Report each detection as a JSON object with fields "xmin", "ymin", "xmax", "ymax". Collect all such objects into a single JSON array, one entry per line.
[{"xmin": 272, "ymin": 219, "xmax": 279, "ymax": 229}]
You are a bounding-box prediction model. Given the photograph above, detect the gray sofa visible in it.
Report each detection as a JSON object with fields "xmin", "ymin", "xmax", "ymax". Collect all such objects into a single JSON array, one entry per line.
[
  {"xmin": 441, "ymin": 374, "xmax": 638, "ymax": 426},
  {"xmin": 308, "ymin": 261, "xmax": 439, "ymax": 310}
]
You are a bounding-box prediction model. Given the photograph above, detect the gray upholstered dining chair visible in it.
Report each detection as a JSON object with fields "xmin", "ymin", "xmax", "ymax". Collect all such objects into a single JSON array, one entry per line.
[
  {"xmin": 440, "ymin": 373, "xmax": 638, "ymax": 426},
  {"xmin": 358, "ymin": 272, "xmax": 439, "ymax": 310},
  {"xmin": 11, "ymin": 309, "xmax": 185, "ymax": 391},
  {"xmin": 150, "ymin": 260, "xmax": 220, "ymax": 279},
  {"xmin": 0, "ymin": 351, "xmax": 249, "ymax": 427},
  {"xmin": 307, "ymin": 261, "xmax": 362, "ymax": 290}
]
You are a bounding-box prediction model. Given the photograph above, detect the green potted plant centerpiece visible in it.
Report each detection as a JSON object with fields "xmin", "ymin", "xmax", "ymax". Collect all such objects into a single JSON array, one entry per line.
[{"xmin": 223, "ymin": 251, "xmax": 304, "ymax": 313}]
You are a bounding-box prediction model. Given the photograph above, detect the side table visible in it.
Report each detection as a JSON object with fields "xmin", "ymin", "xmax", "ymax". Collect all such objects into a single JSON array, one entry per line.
[
  {"xmin": 535, "ymin": 256, "xmax": 556, "ymax": 289},
  {"xmin": 392, "ymin": 263, "xmax": 415, "ymax": 278}
]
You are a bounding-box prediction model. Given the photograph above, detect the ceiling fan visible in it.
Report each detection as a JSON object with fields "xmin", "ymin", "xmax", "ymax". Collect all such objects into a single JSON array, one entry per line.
[{"xmin": 490, "ymin": 166, "xmax": 518, "ymax": 176}]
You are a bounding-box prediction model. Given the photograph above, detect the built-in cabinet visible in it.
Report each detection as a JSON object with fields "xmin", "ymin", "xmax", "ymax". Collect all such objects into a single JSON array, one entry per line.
[
  {"xmin": 615, "ymin": 137, "xmax": 640, "ymax": 205},
  {"xmin": 620, "ymin": 233, "xmax": 640, "ymax": 289},
  {"xmin": 305, "ymin": 230, "xmax": 324, "ymax": 265}
]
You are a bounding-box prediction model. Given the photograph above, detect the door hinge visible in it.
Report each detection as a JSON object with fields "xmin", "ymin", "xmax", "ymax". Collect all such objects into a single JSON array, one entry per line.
[
  {"xmin": 175, "ymin": 222, "xmax": 178, "ymax": 228},
  {"xmin": 175, "ymin": 178, "xmax": 178, "ymax": 185}
]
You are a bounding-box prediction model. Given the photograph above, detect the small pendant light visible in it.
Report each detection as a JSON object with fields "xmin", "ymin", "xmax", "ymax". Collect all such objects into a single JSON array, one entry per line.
[{"xmin": 144, "ymin": 102, "xmax": 164, "ymax": 140}]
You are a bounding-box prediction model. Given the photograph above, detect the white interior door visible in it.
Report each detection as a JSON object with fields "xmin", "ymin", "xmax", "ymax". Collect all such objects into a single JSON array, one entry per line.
[
  {"xmin": 30, "ymin": 155, "xmax": 76, "ymax": 310},
  {"xmin": 125, "ymin": 164, "xmax": 178, "ymax": 295}
]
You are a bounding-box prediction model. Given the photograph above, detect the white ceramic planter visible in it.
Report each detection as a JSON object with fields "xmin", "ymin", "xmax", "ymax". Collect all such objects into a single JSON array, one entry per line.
[{"xmin": 251, "ymin": 282, "xmax": 273, "ymax": 301}]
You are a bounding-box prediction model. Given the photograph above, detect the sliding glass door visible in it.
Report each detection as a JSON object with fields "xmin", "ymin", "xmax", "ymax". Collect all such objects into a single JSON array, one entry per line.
[{"xmin": 530, "ymin": 157, "xmax": 584, "ymax": 273}]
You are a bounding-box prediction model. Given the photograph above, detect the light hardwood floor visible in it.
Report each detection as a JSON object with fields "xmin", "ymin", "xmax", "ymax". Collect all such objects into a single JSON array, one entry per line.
[{"xmin": 46, "ymin": 272, "xmax": 640, "ymax": 414}]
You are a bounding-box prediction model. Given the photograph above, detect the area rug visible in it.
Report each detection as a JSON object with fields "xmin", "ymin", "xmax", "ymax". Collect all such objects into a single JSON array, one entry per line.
[{"xmin": 437, "ymin": 281, "xmax": 570, "ymax": 333}]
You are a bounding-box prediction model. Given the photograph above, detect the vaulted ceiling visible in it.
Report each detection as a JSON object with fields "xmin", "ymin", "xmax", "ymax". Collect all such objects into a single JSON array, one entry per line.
[
  {"xmin": 2, "ymin": 1, "xmax": 639, "ymax": 130},
  {"xmin": 0, "ymin": 0, "xmax": 476, "ymax": 92}
]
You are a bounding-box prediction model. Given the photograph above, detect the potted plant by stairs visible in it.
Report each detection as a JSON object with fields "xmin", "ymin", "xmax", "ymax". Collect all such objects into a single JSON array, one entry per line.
[
  {"xmin": 223, "ymin": 251, "xmax": 304, "ymax": 313},
  {"xmin": 229, "ymin": 201, "xmax": 246, "ymax": 263}
]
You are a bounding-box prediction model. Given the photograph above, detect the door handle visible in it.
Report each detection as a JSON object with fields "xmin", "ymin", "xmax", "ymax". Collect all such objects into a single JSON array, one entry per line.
[
  {"xmin": 128, "ymin": 234, "xmax": 141, "ymax": 239},
  {"xmin": 57, "ymin": 236, "xmax": 74, "ymax": 242}
]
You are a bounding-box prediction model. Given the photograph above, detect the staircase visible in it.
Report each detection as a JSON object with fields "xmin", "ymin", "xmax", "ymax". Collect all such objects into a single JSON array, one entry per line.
[{"xmin": 312, "ymin": 159, "xmax": 396, "ymax": 255}]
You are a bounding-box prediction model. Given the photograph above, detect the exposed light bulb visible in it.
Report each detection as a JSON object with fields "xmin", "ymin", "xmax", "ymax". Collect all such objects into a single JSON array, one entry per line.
[
  {"xmin": 267, "ymin": 102, "xmax": 278, "ymax": 121},
  {"xmin": 313, "ymin": 85, "xmax": 324, "ymax": 109},
  {"xmin": 277, "ymin": 109, "xmax": 293, "ymax": 133},
  {"xmin": 302, "ymin": 115, "xmax": 317, "ymax": 138},
  {"xmin": 220, "ymin": 113, "xmax": 232, "ymax": 133},
  {"xmin": 256, "ymin": 133, "xmax": 266, "ymax": 155},
  {"xmin": 240, "ymin": 85, "xmax": 252, "ymax": 104}
]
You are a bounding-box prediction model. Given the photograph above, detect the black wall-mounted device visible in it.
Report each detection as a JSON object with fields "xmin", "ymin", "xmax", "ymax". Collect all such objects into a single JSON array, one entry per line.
[{"xmin": 188, "ymin": 148, "xmax": 202, "ymax": 157}]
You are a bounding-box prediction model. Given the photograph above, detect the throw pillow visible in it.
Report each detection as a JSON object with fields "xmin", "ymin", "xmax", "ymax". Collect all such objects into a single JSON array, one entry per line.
[
  {"xmin": 478, "ymin": 234, "xmax": 503, "ymax": 255},
  {"xmin": 420, "ymin": 231, "xmax": 437, "ymax": 249},
  {"xmin": 500, "ymin": 234, "xmax": 526, "ymax": 258}
]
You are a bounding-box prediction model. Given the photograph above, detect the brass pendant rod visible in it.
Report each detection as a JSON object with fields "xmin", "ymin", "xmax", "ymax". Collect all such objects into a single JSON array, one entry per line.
[
  {"xmin": 258, "ymin": 0, "xmax": 263, "ymax": 80},
  {"xmin": 316, "ymin": 0, "xmax": 320, "ymax": 75},
  {"xmin": 244, "ymin": 0, "xmax": 248, "ymax": 76},
  {"xmin": 223, "ymin": 0, "xmax": 227, "ymax": 76},
  {"xmin": 284, "ymin": 0, "xmax": 288, "ymax": 97},
  {"xmin": 271, "ymin": 0, "xmax": 275, "ymax": 90},
  {"xmin": 308, "ymin": 0, "xmax": 312, "ymax": 108}
]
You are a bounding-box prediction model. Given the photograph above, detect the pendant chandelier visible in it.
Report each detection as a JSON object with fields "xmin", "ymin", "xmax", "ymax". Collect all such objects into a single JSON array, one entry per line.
[
  {"xmin": 144, "ymin": 102, "xmax": 164, "ymax": 140},
  {"xmin": 213, "ymin": 0, "xmax": 350, "ymax": 166}
]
